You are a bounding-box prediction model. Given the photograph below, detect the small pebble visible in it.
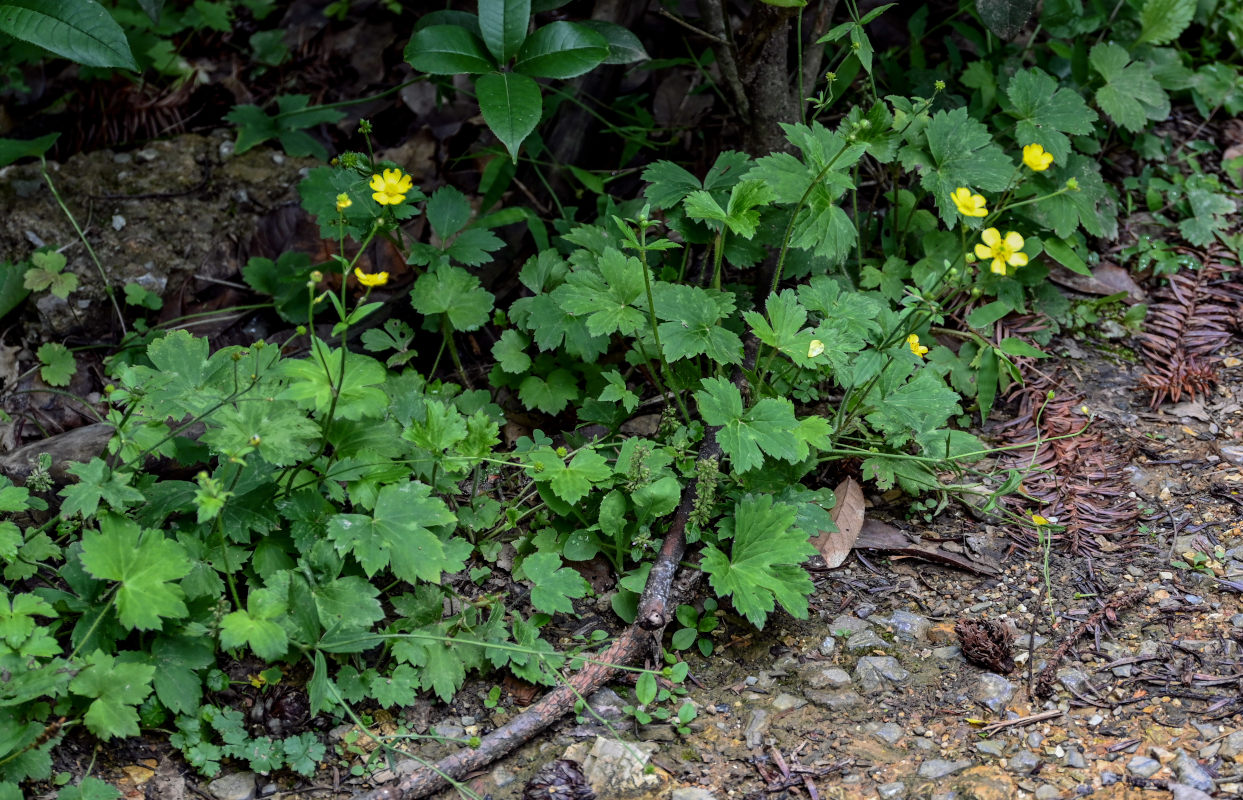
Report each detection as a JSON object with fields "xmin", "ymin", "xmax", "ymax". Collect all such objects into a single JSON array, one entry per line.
[
  {"xmin": 873, "ymin": 722, "xmax": 904, "ymax": 745},
  {"xmin": 1066, "ymin": 748, "xmax": 1088, "ymax": 769},
  {"xmin": 1008, "ymin": 749, "xmax": 1041, "ymax": 773},
  {"xmin": 877, "ymin": 782, "xmax": 906, "ymax": 799},
  {"xmin": 1034, "ymin": 785, "xmax": 1060, "ymax": 800},
  {"xmin": 917, "ymin": 759, "xmax": 970, "ymax": 779},
  {"xmin": 976, "ymin": 739, "xmax": 1006, "ymax": 756},
  {"xmin": 1127, "ymin": 756, "xmax": 1161, "ymax": 778}
]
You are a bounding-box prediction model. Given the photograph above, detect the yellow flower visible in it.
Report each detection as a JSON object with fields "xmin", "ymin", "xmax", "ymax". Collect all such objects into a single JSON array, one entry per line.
[
  {"xmin": 907, "ymin": 333, "xmax": 929, "ymax": 358},
  {"xmin": 974, "ymin": 228, "xmax": 1029, "ymax": 275},
  {"xmin": 950, "ymin": 187, "xmax": 988, "ymax": 218},
  {"xmin": 335, "ymin": 193, "xmax": 352, "ymax": 212},
  {"xmin": 354, "ymin": 267, "xmax": 389, "ymax": 288},
  {"xmin": 808, "ymin": 339, "xmax": 825, "ymax": 358},
  {"xmin": 1022, "ymin": 143, "xmax": 1054, "ymax": 172},
  {"xmin": 1032, "ymin": 513, "xmax": 1050, "ymax": 526},
  {"xmin": 369, "ymin": 168, "xmax": 413, "ymax": 206}
]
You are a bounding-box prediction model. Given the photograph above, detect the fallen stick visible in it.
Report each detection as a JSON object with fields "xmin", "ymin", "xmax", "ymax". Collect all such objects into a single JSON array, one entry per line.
[{"xmin": 1031, "ymin": 587, "xmax": 1146, "ymax": 699}]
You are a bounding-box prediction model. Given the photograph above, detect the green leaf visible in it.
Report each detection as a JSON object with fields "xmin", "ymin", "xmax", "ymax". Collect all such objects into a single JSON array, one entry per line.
[
  {"xmin": 744, "ymin": 290, "xmax": 812, "ymax": 363},
  {"xmin": 526, "ymin": 447, "xmax": 612, "ymax": 505},
  {"xmin": 476, "ymin": 71, "xmax": 542, "ymax": 161},
  {"xmin": 966, "ymin": 299, "xmax": 1013, "ymax": 329},
  {"xmin": 424, "ymin": 185, "xmax": 473, "ymax": 240},
  {"xmin": 864, "ymin": 368, "xmax": 962, "ymax": 444},
  {"xmin": 79, "ymin": 513, "xmax": 191, "ymax": 630},
  {"xmin": 700, "ymin": 495, "xmax": 816, "ymax": 628},
  {"xmin": 36, "ymin": 342, "xmax": 75, "ymax": 387},
  {"xmin": 219, "ymin": 588, "xmax": 288, "ymax": 660},
  {"xmin": 599, "ymin": 371, "xmax": 639, "ymax": 413},
  {"xmin": 1004, "ymin": 68, "xmax": 1097, "ymax": 161},
  {"xmin": 326, "ymin": 481, "xmax": 463, "ymax": 584},
  {"xmin": 518, "ymin": 369, "xmax": 579, "ymax": 414},
  {"xmin": 576, "ymin": 19, "xmax": 647, "ymax": 64},
  {"xmin": 1042, "ymin": 237, "xmax": 1090, "ymax": 276},
  {"xmin": 695, "ymin": 377, "xmax": 801, "ymax": 473},
  {"xmin": 0, "ymin": 0, "xmax": 138, "ymax": 70},
  {"xmin": 642, "ymin": 160, "xmax": 702, "ymax": 209},
  {"xmin": 70, "ymin": 650, "xmax": 155, "ymax": 739},
  {"xmin": 521, "ymin": 551, "xmax": 590, "ymax": 614},
  {"xmin": 899, "ymin": 107, "xmax": 1013, "ymax": 225},
  {"xmin": 410, "ymin": 265, "xmax": 495, "ymax": 331},
  {"xmin": 1090, "ymin": 43, "xmax": 1169, "ymax": 132},
  {"xmin": 974, "ymin": 0, "xmax": 1037, "ymax": 40},
  {"xmin": 23, "ymin": 248, "xmax": 78, "ymax": 299},
  {"xmin": 404, "ymin": 24, "xmax": 495, "ymax": 74},
  {"xmin": 492, "ymin": 329, "xmax": 532, "ymax": 373},
  {"xmin": 150, "ymin": 635, "xmax": 213, "ymax": 714},
  {"xmin": 684, "ymin": 179, "xmax": 774, "ymax": 239},
  {"xmin": 278, "ymin": 340, "xmax": 389, "ymax": 421},
  {"xmin": 514, "ymin": 21, "xmax": 608, "ymax": 78},
  {"xmin": 555, "ymin": 248, "xmax": 647, "ymax": 337},
  {"xmin": 199, "ymin": 400, "xmax": 318, "ymax": 466},
  {"xmin": 56, "ymin": 776, "xmax": 121, "ymax": 800},
  {"xmin": 652, "ymin": 284, "xmax": 743, "ymax": 365},
  {"xmin": 369, "ymin": 663, "xmax": 419, "ymax": 708},
  {"xmin": 1136, "ymin": 0, "xmax": 1195, "ymax": 45},
  {"xmin": 282, "ymin": 732, "xmax": 325, "ymax": 777},
  {"xmin": 225, "ymin": 95, "xmax": 344, "ymax": 160},
  {"xmin": 479, "ymin": 0, "xmax": 530, "ymax": 63},
  {"xmin": 59, "ymin": 458, "xmax": 145, "ymax": 517},
  {"xmin": 998, "ymin": 337, "xmax": 1049, "ymax": 358},
  {"xmin": 0, "ymin": 132, "xmax": 58, "ymax": 168}
]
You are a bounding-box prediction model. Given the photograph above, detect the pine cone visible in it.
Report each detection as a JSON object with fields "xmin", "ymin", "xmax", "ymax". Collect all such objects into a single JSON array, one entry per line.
[
  {"xmin": 954, "ymin": 618, "xmax": 1016, "ymax": 674},
  {"xmin": 523, "ymin": 759, "xmax": 596, "ymax": 800}
]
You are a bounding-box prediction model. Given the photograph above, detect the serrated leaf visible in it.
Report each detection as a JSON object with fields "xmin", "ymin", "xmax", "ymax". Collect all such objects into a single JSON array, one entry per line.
[
  {"xmin": 974, "ymin": 0, "xmax": 1037, "ymax": 39},
  {"xmin": 79, "ymin": 514, "xmax": 191, "ymax": 630},
  {"xmin": 527, "ymin": 447, "xmax": 612, "ymax": 505},
  {"xmin": 514, "ymin": 21, "xmax": 608, "ymax": 78},
  {"xmin": 521, "ymin": 551, "xmax": 590, "ymax": 614},
  {"xmin": 695, "ymin": 377, "xmax": 801, "ymax": 472},
  {"xmin": 899, "ymin": 107, "xmax": 1013, "ymax": 225},
  {"xmin": 278, "ymin": 340, "xmax": 388, "ymax": 421},
  {"xmin": 326, "ymin": 481, "xmax": 463, "ymax": 584},
  {"xmin": 1090, "ymin": 43, "xmax": 1169, "ymax": 132},
  {"xmin": 864, "ymin": 368, "xmax": 961, "ymax": 444},
  {"xmin": 492, "ymin": 329, "xmax": 531, "ymax": 373},
  {"xmin": 59, "ymin": 458, "xmax": 145, "ymax": 518},
  {"xmin": 410, "ymin": 265, "xmax": 494, "ymax": 331},
  {"xmin": 477, "ymin": 71, "xmax": 542, "ymax": 162},
  {"xmin": 370, "ymin": 663, "xmax": 419, "ymax": 708},
  {"xmin": 652, "ymin": 283, "xmax": 743, "ymax": 365},
  {"xmin": 425, "ymin": 185, "xmax": 472, "ymax": 240},
  {"xmin": 1004, "ymin": 68, "xmax": 1097, "ymax": 161},
  {"xmin": 555, "ymin": 248, "xmax": 647, "ymax": 337},
  {"xmin": 56, "ymin": 776, "xmax": 121, "ymax": 800},
  {"xmin": 70, "ymin": 650, "xmax": 154, "ymax": 740},
  {"xmin": 219, "ymin": 591, "xmax": 288, "ymax": 661},
  {"xmin": 1136, "ymin": 0, "xmax": 1195, "ymax": 45},
  {"xmin": 518, "ymin": 369, "xmax": 579, "ymax": 413},
  {"xmin": 700, "ymin": 495, "xmax": 816, "ymax": 628},
  {"xmin": 642, "ymin": 160, "xmax": 702, "ymax": 209},
  {"xmin": 200, "ymin": 400, "xmax": 318, "ymax": 466},
  {"xmin": 36, "ymin": 342, "xmax": 75, "ymax": 386}
]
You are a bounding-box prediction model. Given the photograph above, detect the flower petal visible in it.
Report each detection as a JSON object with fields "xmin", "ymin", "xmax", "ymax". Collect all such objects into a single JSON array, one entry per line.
[
  {"xmin": 1003, "ymin": 231, "xmax": 1025, "ymax": 251},
  {"xmin": 981, "ymin": 227, "xmax": 1001, "ymax": 247},
  {"xmin": 1009, "ymin": 252, "xmax": 1029, "ymax": 267},
  {"xmin": 974, "ymin": 243, "xmax": 993, "ymax": 260}
]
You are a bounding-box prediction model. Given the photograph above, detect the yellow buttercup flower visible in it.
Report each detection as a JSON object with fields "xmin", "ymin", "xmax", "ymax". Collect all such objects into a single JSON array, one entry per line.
[
  {"xmin": 354, "ymin": 267, "xmax": 389, "ymax": 288},
  {"xmin": 1032, "ymin": 513, "xmax": 1050, "ymax": 526},
  {"xmin": 335, "ymin": 193, "xmax": 352, "ymax": 212},
  {"xmin": 808, "ymin": 339, "xmax": 825, "ymax": 358},
  {"xmin": 950, "ymin": 187, "xmax": 988, "ymax": 218},
  {"xmin": 974, "ymin": 228, "xmax": 1029, "ymax": 275},
  {"xmin": 369, "ymin": 168, "xmax": 413, "ymax": 205},
  {"xmin": 907, "ymin": 334, "xmax": 929, "ymax": 359},
  {"xmin": 1022, "ymin": 143, "xmax": 1054, "ymax": 172}
]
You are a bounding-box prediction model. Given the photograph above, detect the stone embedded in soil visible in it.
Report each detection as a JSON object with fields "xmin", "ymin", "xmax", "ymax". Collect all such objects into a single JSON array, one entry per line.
[
  {"xmin": 1174, "ymin": 749, "xmax": 1215, "ymax": 791},
  {"xmin": 1033, "ymin": 784, "xmax": 1060, "ymax": 800},
  {"xmin": 828, "ymin": 614, "xmax": 872, "ymax": 635},
  {"xmin": 973, "ymin": 673, "xmax": 1015, "ymax": 714},
  {"xmin": 932, "ymin": 645, "xmax": 963, "ymax": 661},
  {"xmin": 586, "ymin": 687, "xmax": 627, "ymax": 721},
  {"xmin": 744, "ymin": 709, "xmax": 769, "ymax": 748},
  {"xmin": 818, "ymin": 635, "xmax": 838, "ymax": 656},
  {"xmin": 975, "ymin": 739, "xmax": 1007, "ymax": 757},
  {"xmin": 844, "ymin": 629, "xmax": 889, "ymax": 651},
  {"xmin": 952, "ymin": 765, "xmax": 1017, "ymax": 800},
  {"xmin": 490, "ymin": 766, "xmax": 517, "ymax": 788},
  {"xmin": 1056, "ymin": 667, "xmax": 1092, "ymax": 695},
  {"xmin": 671, "ymin": 788, "xmax": 718, "ymax": 800},
  {"xmin": 884, "ymin": 610, "xmax": 931, "ymax": 642},
  {"xmin": 876, "ymin": 781, "xmax": 906, "ymax": 799},
  {"xmin": 797, "ymin": 663, "xmax": 852, "ymax": 689},
  {"xmin": 1126, "ymin": 755, "xmax": 1162, "ymax": 778},
  {"xmin": 1065, "ymin": 748, "xmax": 1088, "ymax": 769},
  {"xmin": 1006, "ymin": 750, "xmax": 1041, "ymax": 773},
  {"xmin": 574, "ymin": 736, "xmax": 667, "ymax": 798},
  {"xmin": 1170, "ymin": 784, "xmax": 1215, "ymax": 800},
  {"xmin": 854, "ymin": 656, "xmax": 910, "ymax": 693},
  {"xmin": 805, "ymin": 689, "xmax": 864, "ymax": 710},
  {"xmin": 918, "ymin": 759, "xmax": 971, "ymax": 778},
  {"xmin": 206, "ymin": 772, "xmax": 257, "ymax": 800},
  {"xmin": 771, "ymin": 692, "xmax": 806, "ymax": 711},
  {"xmin": 1219, "ymin": 730, "xmax": 1243, "ymax": 757},
  {"xmin": 872, "ymin": 722, "xmax": 904, "ymax": 745}
]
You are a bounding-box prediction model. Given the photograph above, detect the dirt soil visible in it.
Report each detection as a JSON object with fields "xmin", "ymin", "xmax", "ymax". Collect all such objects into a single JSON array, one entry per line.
[{"xmin": 9, "ymin": 137, "xmax": 1243, "ymax": 800}]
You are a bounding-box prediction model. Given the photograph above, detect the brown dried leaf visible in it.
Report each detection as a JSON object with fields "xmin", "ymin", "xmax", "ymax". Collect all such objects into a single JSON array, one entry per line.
[{"xmin": 811, "ymin": 477, "xmax": 863, "ymax": 568}]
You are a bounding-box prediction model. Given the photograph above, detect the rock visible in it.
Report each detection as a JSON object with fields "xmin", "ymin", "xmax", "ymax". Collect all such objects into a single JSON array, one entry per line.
[
  {"xmin": 1170, "ymin": 784, "xmax": 1214, "ymax": 800},
  {"xmin": 886, "ymin": 610, "xmax": 931, "ymax": 642},
  {"xmin": 1034, "ymin": 785, "xmax": 1059, "ymax": 800},
  {"xmin": 672, "ymin": 789, "xmax": 718, "ymax": 800},
  {"xmin": 1056, "ymin": 668, "xmax": 1092, "ymax": 695},
  {"xmin": 1126, "ymin": 756, "xmax": 1161, "ymax": 778},
  {"xmin": 952, "ymin": 765, "xmax": 1017, "ymax": 800},
  {"xmin": 854, "ymin": 656, "xmax": 909, "ymax": 693},
  {"xmin": 637, "ymin": 725, "xmax": 677, "ymax": 742},
  {"xmin": 1174, "ymin": 750, "xmax": 1215, "ymax": 792},
  {"xmin": 844, "ymin": 629, "xmax": 889, "ymax": 651},
  {"xmin": 973, "ymin": 673, "xmax": 1015, "ymax": 714},
  {"xmin": 1231, "ymin": 614, "xmax": 1243, "ymax": 628},
  {"xmin": 432, "ymin": 721, "xmax": 465, "ymax": 741},
  {"xmin": 1219, "ymin": 730, "xmax": 1243, "ymax": 758},
  {"xmin": 1065, "ymin": 748, "xmax": 1087, "ymax": 769},
  {"xmin": 828, "ymin": 615, "xmax": 872, "ymax": 635},
  {"xmin": 873, "ymin": 722, "xmax": 904, "ymax": 745},
  {"xmin": 206, "ymin": 772, "xmax": 257, "ymax": 800},
  {"xmin": 975, "ymin": 740, "xmax": 1006, "ymax": 756},
  {"xmin": 932, "ymin": 645, "xmax": 964, "ymax": 661},
  {"xmin": 877, "ymin": 781, "xmax": 906, "ymax": 799},
  {"xmin": 586, "ymin": 688, "xmax": 627, "ymax": 721},
  {"xmin": 1007, "ymin": 750, "xmax": 1041, "ymax": 773},
  {"xmin": 919, "ymin": 759, "xmax": 971, "ymax": 778},
  {"xmin": 578, "ymin": 737, "xmax": 667, "ymax": 798},
  {"xmin": 744, "ymin": 709, "xmax": 769, "ymax": 748},
  {"xmin": 818, "ymin": 636, "xmax": 838, "ymax": 656},
  {"xmin": 1026, "ymin": 731, "xmax": 1043, "ymax": 748},
  {"xmin": 1100, "ymin": 771, "xmax": 1119, "ymax": 786},
  {"xmin": 797, "ymin": 664, "xmax": 853, "ymax": 689},
  {"xmin": 771, "ymin": 693, "xmax": 806, "ymax": 711},
  {"xmin": 490, "ymin": 766, "xmax": 517, "ymax": 788},
  {"xmin": 805, "ymin": 689, "xmax": 863, "ymax": 710}
]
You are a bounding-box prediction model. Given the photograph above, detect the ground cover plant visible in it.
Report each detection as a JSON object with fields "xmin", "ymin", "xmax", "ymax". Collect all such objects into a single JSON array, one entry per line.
[{"xmin": 0, "ymin": 1, "xmax": 1241, "ymax": 798}]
